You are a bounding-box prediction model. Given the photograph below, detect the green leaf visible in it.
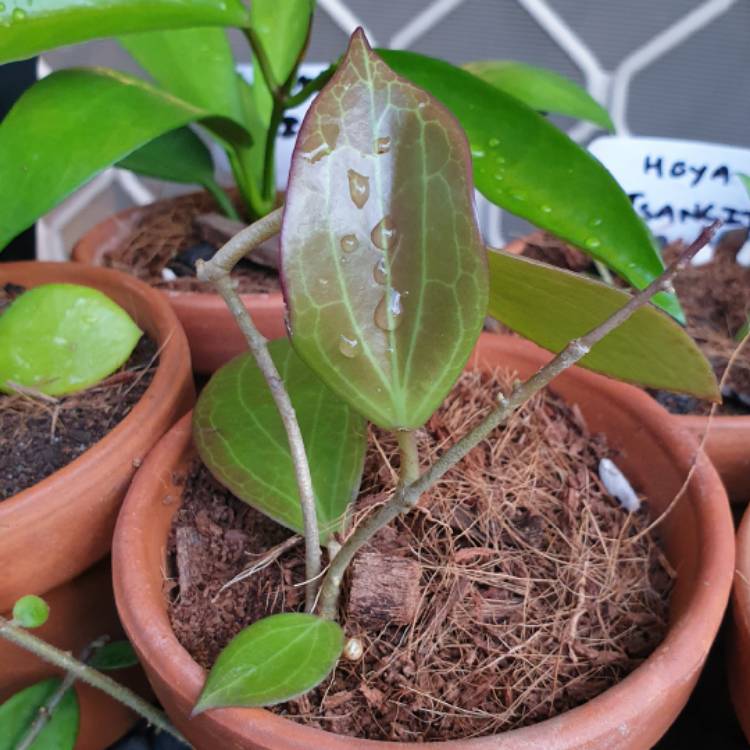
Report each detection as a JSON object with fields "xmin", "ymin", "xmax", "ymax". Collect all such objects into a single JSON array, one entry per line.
[
  {"xmin": 12, "ymin": 595, "xmax": 49, "ymax": 629},
  {"xmin": 194, "ymin": 613, "xmax": 343, "ymax": 712},
  {"xmin": 0, "ymin": 284, "xmax": 142, "ymax": 396},
  {"xmin": 117, "ymin": 128, "xmax": 238, "ymax": 219},
  {"xmin": 282, "ymin": 31, "xmax": 488, "ymax": 429},
  {"xmin": 488, "ymin": 249, "xmax": 719, "ymax": 400},
  {"xmin": 0, "ymin": 0, "xmax": 251, "ymax": 64},
  {"xmin": 379, "ymin": 49, "xmax": 681, "ymax": 322},
  {"xmin": 0, "ymin": 67, "xmax": 249, "ymax": 250},
  {"xmin": 193, "ymin": 339, "xmax": 367, "ymax": 543},
  {"xmin": 88, "ymin": 641, "xmax": 139, "ymax": 671},
  {"xmin": 119, "ymin": 27, "xmax": 243, "ymax": 122},
  {"xmin": 0, "ymin": 679, "xmax": 79, "ymax": 750},
  {"xmin": 464, "ymin": 60, "xmax": 614, "ymax": 131}
]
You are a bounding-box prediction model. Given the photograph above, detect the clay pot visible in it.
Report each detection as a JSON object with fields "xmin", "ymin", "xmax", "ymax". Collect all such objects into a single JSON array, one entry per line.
[
  {"xmin": 71, "ymin": 195, "xmax": 286, "ymax": 374},
  {"xmin": 0, "ymin": 560, "xmax": 149, "ymax": 750},
  {"xmin": 729, "ymin": 503, "xmax": 750, "ymax": 741},
  {"xmin": 113, "ymin": 334, "xmax": 733, "ymax": 749},
  {"xmin": 503, "ymin": 237, "xmax": 750, "ymax": 503},
  {"xmin": 0, "ymin": 262, "xmax": 193, "ymax": 747}
]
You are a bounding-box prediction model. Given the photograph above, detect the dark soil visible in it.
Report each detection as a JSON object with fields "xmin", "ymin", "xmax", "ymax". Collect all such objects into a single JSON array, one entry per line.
[
  {"xmin": 168, "ymin": 370, "xmax": 673, "ymax": 741},
  {"xmin": 0, "ymin": 284, "xmax": 158, "ymax": 500},
  {"xmin": 101, "ymin": 192, "xmax": 280, "ymax": 295},
  {"xmin": 519, "ymin": 230, "xmax": 750, "ymax": 416}
]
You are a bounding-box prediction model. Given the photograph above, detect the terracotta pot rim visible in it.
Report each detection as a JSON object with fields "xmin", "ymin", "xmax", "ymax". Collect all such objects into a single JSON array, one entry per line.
[
  {"xmin": 114, "ymin": 334, "xmax": 734, "ymax": 748},
  {"xmin": 0, "ymin": 261, "xmax": 191, "ymax": 520},
  {"xmin": 733, "ymin": 506, "xmax": 750, "ymax": 629}
]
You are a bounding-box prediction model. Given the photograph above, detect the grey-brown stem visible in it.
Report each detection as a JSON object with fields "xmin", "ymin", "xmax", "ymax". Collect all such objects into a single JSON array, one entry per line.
[
  {"xmin": 316, "ymin": 221, "xmax": 719, "ymax": 620},
  {"xmin": 0, "ymin": 619, "xmax": 187, "ymax": 744},
  {"xmin": 197, "ymin": 207, "xmax": 322, "ymax": 611}
]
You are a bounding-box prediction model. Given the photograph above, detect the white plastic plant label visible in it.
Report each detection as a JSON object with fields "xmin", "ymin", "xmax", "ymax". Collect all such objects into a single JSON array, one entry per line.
[{"xmin": 588, "ymin": 136, "xmax": 750, "ymax": 264}]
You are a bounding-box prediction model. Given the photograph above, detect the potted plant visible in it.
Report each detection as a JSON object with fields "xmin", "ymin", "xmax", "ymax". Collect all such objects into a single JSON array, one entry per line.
[
  {"xmin": 505, "ymin": 226, "xmax": 750, "ymax": 502},
  {"xmin": 0, "ymin": 0, "xmax": 680, "ymax": 373},
  {"xmin": 0, "ymin": 261, "xmax": 194, "ymax": 747},
  {"xmin": 102, "ymin": 32, "xmax": 735, "ymax": 748}
]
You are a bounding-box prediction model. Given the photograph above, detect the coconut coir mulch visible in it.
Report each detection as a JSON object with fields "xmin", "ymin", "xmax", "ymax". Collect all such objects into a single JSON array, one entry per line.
[
  {"xmin": 0, "ymin": 284, "xmax": 158, "ymax": 500},
  {"xmin": 167, "ymin": 369, "xmax": 673, "ymax": 741},
  {"xmin": 101, "ymin": 192, "xmax": 280, "ymax": 295},
  {"xmin": 519, "ymin": 230, "xmax": 750, "ymax": 415}
]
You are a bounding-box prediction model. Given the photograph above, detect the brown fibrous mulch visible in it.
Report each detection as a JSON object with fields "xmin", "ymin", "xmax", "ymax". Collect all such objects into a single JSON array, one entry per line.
[
  {"xmin": 167, "ymin": 369, "xmax": 673, "ymax": 741},
  {"xmin": 0, "ymin": 284, "xmax": 158, "ymax": 499},
  {"xmin": 101, "ymin": 192, "xmax": 280, "ymax": 295}
]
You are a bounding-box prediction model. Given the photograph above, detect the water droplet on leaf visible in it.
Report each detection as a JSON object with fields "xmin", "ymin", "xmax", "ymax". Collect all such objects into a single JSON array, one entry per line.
[
  {"xmin": 374, "ymin": 136, "xmax": 391, "ymax": 154},
  {"xmin": 347, "ymin": 169, "xmax": 370, "ymax": 209},
  {"xmin": 374, "ymin": 290, "xmax": 403, "ymax": 331},
  {"xmin": 339, "ymin": 335, "xmax": 359, "ymax": 358},
  {"xmin": 489, "ymin": 137, "xmax": 500, "ymax": 147},
  {"xmin": 589, "ymin": 217, "xmax": 603, "ymax": 227},
  {"xmin": 585, "ymin": 237, "xmax": 601, "ymax": 250},
  {"xmin": 512, "ymin": 191, "xmax": 526, "ymax": 201},
  {"xmin": 340, "ymin": 234, "xmax": 358, "ymax": 253},
  {"xmin": 541, "ymin": 205, "xmax": 552, "ymax": 213},
  {"xmin": 371, "ymin": 216, "xmax": 398, "ymax": 251},
  {"xmin": 494, "ymin": 173, "xmax": 504, "ymax": 182},
  {"xmin": 373, "ymin": 257, "xmax": 388, "ymax": 284}
]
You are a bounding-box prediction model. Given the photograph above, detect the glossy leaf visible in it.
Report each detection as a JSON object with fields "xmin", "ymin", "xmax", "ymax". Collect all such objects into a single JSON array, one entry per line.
[
  {"xmin": 88, "ymin": 641, "xmax": 139, "ymax": 671},
  {"xmin": 119, "ymin": 27, "xmax": 243, "ymax": 122},
  {"xmin": 488, "ymin": 249, "xmax": 719, "ymax": 399},
  {"xmin": 117, "ymin": 128, "xmax": 237, "ymax": 219},
  {"xmin": 194, "ymin": 613, "xmax": 343, "ymax": 712},
  {"xmin": 0, "ymin": 679, "xmax": 79, "ymax": 750},
  {"xmin": 282, "ymin": 31, "xmax": 488, "ymax": 429},
  {"xmin": 12, "ymin": 595, "xmax": 49, "ymax": 629},
  {"xmin": 0, "ymin": 67, "xmax": 249, "ymax": 250},
  {"xmin": 193, "ymin": 339, "xmax": 367, "ymax": 542},
  {"xmin": 379, "ymin": 49, "xmax": 681, "ymax": 321},
  {"xmin": 0, "ymin": 284, "xmax": 141, "ymax": 396},
  {"xmin": 464, "ymin": 60, "xmax": 614, "ymax": 131},
  {"xmin": 0, "ymin": 0, "xmax": 251, "ymax": 64}
]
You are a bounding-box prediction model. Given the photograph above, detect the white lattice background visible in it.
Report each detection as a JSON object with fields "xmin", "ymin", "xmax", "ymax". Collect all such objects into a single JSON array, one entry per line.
[{"xmin": 37, "ymin": 0, "xmax": 749, "ymax": 259}]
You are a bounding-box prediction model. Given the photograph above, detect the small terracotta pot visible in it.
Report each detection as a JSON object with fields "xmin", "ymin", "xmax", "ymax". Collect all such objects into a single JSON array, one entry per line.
[
  {"xmin": 0, "ymin": 261, "xmax": 194, "ymax": 609},
  {"xmin": 0, "ymin": 560, "xmax": 150, "ymax": 750},
  {"xmin": 113, "ymin": 334, "xmax": 733, "ymax": 750},
  {"xmin": 503, "ymin": 237, "xmax": 750, "ymax": 503},
  {"xmin": 729, "ymin": 503, "xmax": 750, "ymax": 741},
  {"xmin": 72, "ymin": 196, "xmax": 286, "ymax": 374}
]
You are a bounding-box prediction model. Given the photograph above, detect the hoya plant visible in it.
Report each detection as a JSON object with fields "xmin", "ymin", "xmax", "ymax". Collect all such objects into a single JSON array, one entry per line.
[
  {"xmin": 0, "ymin": 0, "xmax": 681, "ymax": 321},
  {"xmin": 188, "ymin": 30, "xmax": 718, "ymax": 710}
]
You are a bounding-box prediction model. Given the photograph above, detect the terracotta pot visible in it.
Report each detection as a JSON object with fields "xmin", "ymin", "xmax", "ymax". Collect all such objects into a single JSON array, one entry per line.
[
  {"xmin": 71, "ymin": 195, "xmax": 286, "ymax": 374},
  {"xmin": 113, "ymin": 334, "xmax": 733, "ymax": 749},
  {"xmin": 0, "ymin": 262, "xmax": 192, "ymax": 748},
  {"xmin": 729, "ymin": 503, "xmax": 750, "ymax": 741},
  {"xmin": 0, "ymin": 261, "xmax": 194, "ymax": 610},
  {"xmin": 503, "ymin": 237, "xmax": 750, "ymax": 503},
  {"xmin": 0, "ymin": 560, "xmax": 149, "ymax": 750}
]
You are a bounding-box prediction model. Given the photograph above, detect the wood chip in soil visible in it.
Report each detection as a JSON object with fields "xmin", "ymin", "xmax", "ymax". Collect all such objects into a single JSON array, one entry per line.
[
  {"xmin": 167, "ymin": 369, "xmax": 673, "ymax": 741},
  {"xmin": 519, "ymin": 229, "xmax": 750, "ymax": 416},
  {"xmin": 0, "ymin": 284, "xmax": 158, "ymax": 499},
  {"xmin": 101, "ymin": 192, "xmax": 280, "ymax": 295}
]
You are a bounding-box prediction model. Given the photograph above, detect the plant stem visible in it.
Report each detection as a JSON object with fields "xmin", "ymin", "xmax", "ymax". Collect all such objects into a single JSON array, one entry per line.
[
  {"xmin": 396, "ymin": 430, "xmax": 420, "ymax": 487},
  {"xmin": 284, "ymin": 64, "xmax": 336, "ymax": 109},
  {"xmin": 197, "ymin": 207, "xmax": 322, "ymax": 611},
  {"xmin": 202, "ymin": 179, "xmax": 240, "ymax": 222},
  {"xmin": 243, "ymin": 28, "xmax": 283, "ymax": 102},
  {"xmin": 0, "ymin": 619, "xmax": 187, "ymax": 744},
  {"xmin": 14, "ymin": 636, "xmax": 109, "ymax": 750},
  {"xmin": 316, "ymin": 221, "xmax": 720, "ymax": 620}
]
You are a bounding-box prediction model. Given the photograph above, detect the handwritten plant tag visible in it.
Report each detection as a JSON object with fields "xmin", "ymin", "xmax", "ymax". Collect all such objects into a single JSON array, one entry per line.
[{"xmin": 589, "ymin": 136, "xmax": 750, "ymax": 264}]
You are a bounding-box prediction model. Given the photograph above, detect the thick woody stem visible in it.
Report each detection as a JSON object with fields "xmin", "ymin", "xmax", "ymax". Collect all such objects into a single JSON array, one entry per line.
[
  {"xmin": 197, "ymin": 207, "xmax": 322, "ymax": 611},
  {"xmin": 0, "ymin": 619, "xmax": 186, "ymax": 744},
  {"xmin": 316, "ymin": 221, "xmax": 719, "ymax": 620}
]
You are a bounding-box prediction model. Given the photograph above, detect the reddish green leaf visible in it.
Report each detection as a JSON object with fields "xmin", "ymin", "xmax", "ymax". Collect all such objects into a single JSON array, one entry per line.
[
  {"xmin": 488, "ymin": 249, "xmax": 719, "ymax": 400},
  {"xmin": 193, "ymin": 339, "xmax": 367, "ymax": 543},
  {"xmin": 281, "ymin": 30, "xmax": 488, "ymax": 429}
]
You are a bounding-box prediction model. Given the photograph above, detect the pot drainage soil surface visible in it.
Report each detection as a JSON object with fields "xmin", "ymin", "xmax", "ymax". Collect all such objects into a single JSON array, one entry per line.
[
  {"xmin": 101, "ymin": 193, "xmax": 280, "ymax": 295},
  {"xmin": 0, "ymin": 284, "xmax": 158, "ymax": 500},
  {"xmin": 519, "ymin": 231, "xmax": 750, "ymax": 416},
  {"xmin": 167, "ymin": 369, "xmax": 672, "ymax": 741}
]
